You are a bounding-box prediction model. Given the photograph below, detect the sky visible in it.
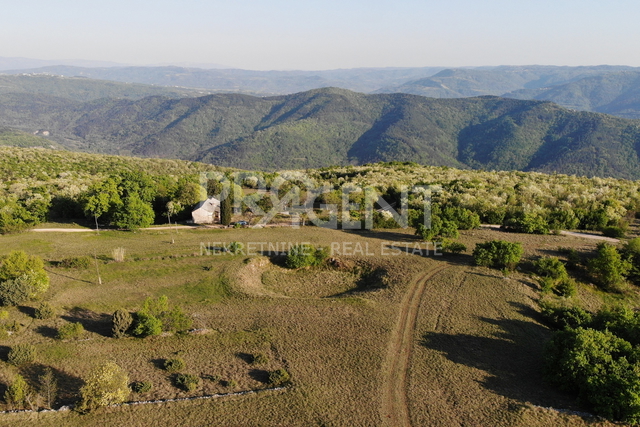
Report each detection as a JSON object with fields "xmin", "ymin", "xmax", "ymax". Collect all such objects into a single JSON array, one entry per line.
[{"xmin": 2, "ymin": 0, "xmax": 639, "ymax": 70}]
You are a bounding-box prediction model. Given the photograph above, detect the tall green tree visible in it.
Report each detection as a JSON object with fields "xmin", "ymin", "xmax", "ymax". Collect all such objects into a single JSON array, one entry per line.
[
  {"xmin": 112, "ymin": 193, "xmax": 155, "ymax": 231},
  {"xmin": 588, "ymin": 243, "xmax": 631, "ymax": 291}
]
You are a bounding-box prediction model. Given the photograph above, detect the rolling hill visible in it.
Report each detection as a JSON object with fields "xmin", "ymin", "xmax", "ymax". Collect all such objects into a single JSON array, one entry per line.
[
  {"xmin": 2, "ymin": 87, "xmax": 640, "ymax": 178},
  {"xmin": 0, "ymin": 73, "xmax": 212, "ymax": 102},
  {"xmin": 3, "ymin": 65, "xmax": 446, "ymax": 96},
  {"xmin": 504, "ymin": 71, "xmax": 640, "ymax": 119}
]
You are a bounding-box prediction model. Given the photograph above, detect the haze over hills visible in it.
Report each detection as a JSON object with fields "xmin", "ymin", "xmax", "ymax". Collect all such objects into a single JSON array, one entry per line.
[
  {"xmin": 1, "ymin": 87, "xmax": 640, "ymax": 179},
  {"xmin": 0, "ymin": 74, "xmax": 213, "ymax": 102},
  {"xmin": 6, "ymin": 62, "xmax": 640, "ymax": 119},
  {"xmin": 1, "ymin": 64, "xmax": 447, "ymax": 95}
]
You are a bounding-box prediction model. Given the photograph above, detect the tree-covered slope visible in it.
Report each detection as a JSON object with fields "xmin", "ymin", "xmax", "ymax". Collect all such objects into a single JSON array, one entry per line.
[
  {"xmin": 504, "ymin": 71, "xmax": 640, "ymax": 119},
  {"xmin": 2, "ymin": 87, "xmax": 640, "ymax": 178}
]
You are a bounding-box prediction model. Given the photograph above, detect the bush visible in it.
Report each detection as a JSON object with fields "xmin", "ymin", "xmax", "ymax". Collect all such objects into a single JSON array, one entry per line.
[
  {"xmin": 164, "ymin": 357, "xmax": 186, "ymax": 373},
  {"xmin": 175, "ymin": 373, "xmax": 199, "ymax": 392},
  {"xmin": 112, "ymin": 309, "xmax": 133, "ymax": 338},
  {"xmin": 544, "ymin": 328, "xmax": 640, "ymax": 423},
  {"xmin": 34, "ymin": 302, "xmax": 55, "ymax": 319},
  {"xmin": 59, "ymin": 256, "xmax": 91, "ymax": 269},
  {"xmin": 0, "ymin": 277, "xmax": 32, "ymax": 306},
  {"xmin": 286, "ymin": 244, "xmax": 328, "ymax": 269},
  {"xmin": 443, "ymin": 241, "xmax": 467, "ymax": 255},
  {"xmin": 588, "ymin": 243, "xmax": 631, "ymax": 291},
  {"xmin": 251, "ymin": 353, "xmax": 269, "ymax": 365},
  {"xmin": 132, "ymin": 312, "xmax": 162, "ymax": 338},
  {"xmin": 7, "ymin": 343, "xmax": 36, "ymax": 366},
  {"xmin": 540, "ymin": 304, "xmax": 592, "ymax": 330},
  {"xmin": 555, "ymin": 277, "xmax": 577, "ymax": 298},
  {"xmin": 268, "ymin": 368, "xmax": 291, "ymax": 386},
  {"xmin": 161, "ymin": 306, "xmax": 193, "ymax": 333},
  {"xmin": 131, "ymin": 381, "xmax": 153, "ymax": 394},
  {"xmin": 602, "ymin": 226, "xmax": 627, "ymax": 238},
  {"xmin": 534, "ymin": 257, "xmax": 568, "ymax": 281},
  {"xmin": 57, "ymin": 322, "xmax": 84, "ymax": 340},
  {"xmin": 4, "ymin": 374, "xmax": 29, "ymax": 408},
  {"xmin": 502, "ymin": 211, "xmax": 549, "ymax": 234},
  {"xmin": 78, "ymin": 362, "xmax": 129, "ymax": 412},
  {"xmin": 0, "ymin": 250, "xmax": 49, "ymax": 299},
  {"xmin": 473, "ymin": 240, "xmax": 523, "ymax": 270}
]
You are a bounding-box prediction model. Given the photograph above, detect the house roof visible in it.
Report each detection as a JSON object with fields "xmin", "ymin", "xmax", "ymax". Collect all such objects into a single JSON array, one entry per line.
[{"xmin": 193, "ymin": 197, "xmax": 220, "ymax": 213}]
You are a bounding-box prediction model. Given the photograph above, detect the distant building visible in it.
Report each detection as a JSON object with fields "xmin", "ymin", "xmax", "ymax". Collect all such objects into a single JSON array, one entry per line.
[{"xmin": 191, "ymin": 197, "xmax": 220, "ymax": 224}]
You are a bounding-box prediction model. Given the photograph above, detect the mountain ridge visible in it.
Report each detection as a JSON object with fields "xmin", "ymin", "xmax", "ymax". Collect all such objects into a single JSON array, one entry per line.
[{"xmin": 2, "ymin": 87, "xmax": 640, "ymax": 178}]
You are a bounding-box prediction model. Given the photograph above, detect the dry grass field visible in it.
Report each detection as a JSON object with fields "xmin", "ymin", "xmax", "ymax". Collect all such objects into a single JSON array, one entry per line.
[{"xmin": 0, "ymin": 225, "xmax": 630, "ymax": 426}]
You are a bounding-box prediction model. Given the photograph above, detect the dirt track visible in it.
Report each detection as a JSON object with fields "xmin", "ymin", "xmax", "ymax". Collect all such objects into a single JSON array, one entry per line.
[{"xmin": 380, "ymin": 264, "xmax": 450, "ymax": 427}]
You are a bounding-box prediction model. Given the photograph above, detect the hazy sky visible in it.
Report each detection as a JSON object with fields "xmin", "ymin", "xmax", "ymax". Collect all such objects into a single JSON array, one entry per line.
[{"xmin": 2, "ymin": 0, "xmax": 639, "ymax": 70}]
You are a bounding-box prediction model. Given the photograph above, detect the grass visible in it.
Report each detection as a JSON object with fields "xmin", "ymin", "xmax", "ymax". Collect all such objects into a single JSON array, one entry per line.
[{"xmin": 0, "ymin": 225, "xmax": 629, "ymax": 426}]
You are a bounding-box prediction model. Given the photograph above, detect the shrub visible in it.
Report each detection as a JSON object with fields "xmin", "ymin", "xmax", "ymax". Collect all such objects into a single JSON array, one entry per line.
[
  {"xmin": 268, "ymin": 368, "xmax": 291, "ymax": 386},
  {"xmin": 503, "ymin": 211, "xmax": 549, "ymax": 234},
  {"xmin": 8, "ymin": 343, "xmax": 36, "ymax": 366},
  {"xmin": 555, "ymin": 277, "xmax": 577, "ymax": 298},
  {"xmin": 443, "ymin": 241, "xmax": 466, "ymax": 255},
  {"xmin": 251, "ymin": 353, "xmax": 269, "ymax": 365},
  {"xmin": 544, "ymin": 328, "xmax": 640, "ymax": 423},
  {"xmin": 164, "ymin": 357, "xmax": 186, "ymax": 373},
  {"xmin": 175, "ymin": 373, "xmax": 199, "ymax": 392},
  {"xmin": 4, "ymin": 374, "xmax": 29, "ymax": 408},
  {"xmin": 60, "ymin": 256, "xmax": 91, "ymax": 269},
  {"xmin": 540, "ymin": 304, "xmax": 592, "ymax": 330},
  {"xmin": 473, "ymin": 240, "xmax": 523, "ymax": 270},
  {"xmin": 34, "ymin": 302, "xmax": 55, "ymax": 319},
  {"xmin": 78, "ymin": 362, "xmax": 129, "ymax": 413},
  {"xmin": 131, "ymin": 381, "xmax": 153, "ymax": 394},
  {"xmin": 0, "ymin": 250, "xmax": 49, "ymax": 298},
  {"xmin": 225, "ymin": 379, "xmax": 238, "ymax": 388},
  {"xmin": 111, "ymin": 309, "xmax": 133, "ymax": 338},
  {"xmin": 57, "ymin": 322, "xmax": 84, "ymax": 340},
  {"xmin": 602, "ymin": 226, "xmax": 627, "ymax": 238},
  {"xmin": 285, "ymin": 244, "xmax": 328, "ymax": 269},
  {"xmin": 161, "ymin": 306, "xmax": 193, "ymax": 333},
  {"xmin": 588, "ymin": 243, "xmax": 631, "ymax": 291},
  {"xmin": 534, "ymin": 257, "xmax": 568, "ymax": 281},
  {"xmin": 0, "ymin": 276, "xmax": 31, "ymax": 306},
  {"xmin": 131, "ymin": 312, "xmax": 162, "ymax": 337}
]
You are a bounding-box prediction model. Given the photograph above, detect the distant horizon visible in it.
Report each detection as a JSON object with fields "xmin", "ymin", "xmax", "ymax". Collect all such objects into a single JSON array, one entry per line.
[{"xmin": 0, "ymin": 55, "xmax": 638, "ymax": 73}]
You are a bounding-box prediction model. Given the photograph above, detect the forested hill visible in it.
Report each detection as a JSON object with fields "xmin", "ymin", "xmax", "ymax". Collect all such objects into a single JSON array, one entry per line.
[{"xmin": 2, "ymin": 87, "xmax": 640, "ymax": 179}]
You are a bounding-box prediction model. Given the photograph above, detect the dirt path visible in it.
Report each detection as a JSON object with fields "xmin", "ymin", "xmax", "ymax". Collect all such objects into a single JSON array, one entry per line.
[{"xmin": 380, "ymin": 264, "xmax": 450, "ymax": 427}]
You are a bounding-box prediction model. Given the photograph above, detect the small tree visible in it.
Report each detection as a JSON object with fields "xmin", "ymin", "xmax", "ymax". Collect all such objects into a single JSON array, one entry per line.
[
  {"xmin": 534, "ymin": 257, "xmax": 568, "ymax": 281},
  {"xmin": 132, "ymin": 312, "xmax": 163, "ymax": 338},
  {"xmin": 473, "ymin": 240, "xmax": 523, "ymax": 270},
  {"xmin": 4, "ymin": 374, "xmax": 30, "ymax": 409},
  {"xmin": 588, "ymin": 243, "xmax": 631, "ymax": 291},
  {"xmin": 112, "ymin": 309, "xmax": 133, "ymax": 338},
  {"xmin": 220, "ymin": 193, "xmax": 232, "ymax": 226},
  {"xmin": 38, "ymin": 367, "xmax": 58, "ymax": 409},
  {"xmin": 78, "ymin": 362, "xmax": 129, "ymax": 413}
]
